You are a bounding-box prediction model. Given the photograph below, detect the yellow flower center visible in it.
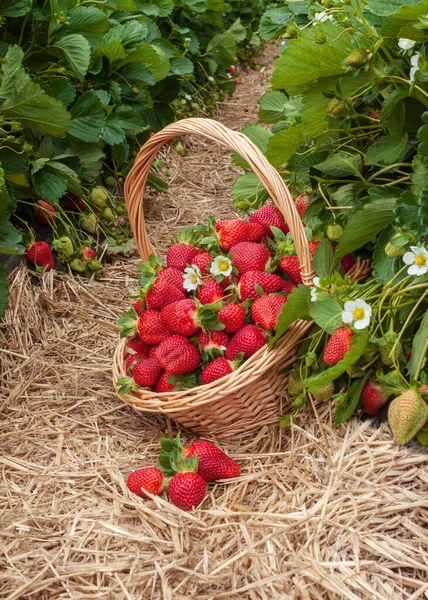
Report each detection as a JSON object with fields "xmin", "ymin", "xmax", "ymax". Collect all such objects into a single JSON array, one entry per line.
[
  {"xmin": 219, "ymin": 260, "xmax": 229, "ymax": 272},
  {"xmin": 353, "ymin": 308, "xmax": 365, "ymax": 320},
  {"xmin": 415, "ymin": 254, "xmax": 426, "ymax": 266},
  {"xmin": 191, "ymin": 275, "xmax": 198, "ymax": 283}
]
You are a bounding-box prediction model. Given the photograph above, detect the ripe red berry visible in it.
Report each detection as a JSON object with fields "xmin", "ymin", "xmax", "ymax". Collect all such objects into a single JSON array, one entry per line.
[
  {"xmin": 196, "ymin": 330, "xmax": 229, "ymax": 353},
  {"xmin": 146, "ymin": 278, "xmax": 185, "ymax": 310},
  {"xmin": 249, "ymin": 205, "xmax": 289, "ymax": 237},
  {"xmin": 230, "ymin": 242, "xmax": 271, "ymax": 274},
  {"xmin": 225, "ymin": 324, "xmax": 266, "ymax": 360},
  {"xmin": 157, "ymin": 267, "xmax": 184, "ymax": 290},
  {"xmin": 132, "ymin": 358, "xmax": 162, "ymax": 388},
  {"xmin": 191, "ymin": 252, "xmax": 212, "ymax": 274},
  {"xmin": 167, "ymin": 243, "xmax": 199, "ymax": 270},
  {"xmin": 155, "ymin": 335, "xmax": 201, "ymax": 374},
  {"xmin": 361, "ymin": 380, "xmax": 390, "ymax": 415},
  {"xmin": 34, "ymin": 200, "xmax": 56, "ymax": 223},
  {"xmin": 217, "ymin": 303, "xmax": 246, "ymax": 333},
  {"xmin": 128, "ymin": 335, "xmax": 149, "ymax": 355},
  {"xmin": 168, "ymin": 472, "xmax": 206, "ymax": 511},
  {"xmin": 238, "ymin": 271, "xmax": 283, "ymax": 301},
  {"xmin": 184, "ymin": 440, "xmax": 241, "ymax": 481},
  {"xmin": 137, "ymin": 310, "xmax": 171, "ymax": 345},
  {"xmin": 154, "ymin": 371, "xmax": 176, "ymax": 392},
  {"xmin": 197, "ymin": 278, "xmax": 224, "ymax": 304},
  {"xmin": 127, "ymin": 467, "xmax": 164, "ymax": 498},
  {"xmin": 279, "ymin": 255, "xmax": 302, "ymax": 284},
  {"xmin": 27, "ymin": 241, "xmax": 54, "ymax": 270},
  {"xmin": 295, "ymin": 194, "xmax": 312, "ymax": 217},
  {"xmin": 201, "ymin": 357, "xmax": 235, "ymax": 384},
  {"xmin": 251, "ymin": 295, "xmax": 287, "ymax": 331},
  {"xmin": 323, "ymin": 328, "xmax": 353, "ymax": 366}
]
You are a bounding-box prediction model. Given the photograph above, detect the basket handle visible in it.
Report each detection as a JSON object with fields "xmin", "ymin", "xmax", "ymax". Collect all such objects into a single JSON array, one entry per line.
[{"xmin": 124, "ymin": 118, "xmax": 315, "ymax": 285}]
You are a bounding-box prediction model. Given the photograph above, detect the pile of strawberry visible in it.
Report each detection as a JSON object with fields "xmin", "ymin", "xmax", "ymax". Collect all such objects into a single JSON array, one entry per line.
[
  {"xmin": 127, "ymin": 434, "xmax": 240, "ymax": 511},
  {"xmin": 117, "ymin": 195, "xmax": 356, "ymax": 393}
]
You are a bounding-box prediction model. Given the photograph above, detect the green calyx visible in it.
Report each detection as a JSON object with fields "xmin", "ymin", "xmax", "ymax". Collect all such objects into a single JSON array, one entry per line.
[
  {"xmin": 116, "ymin": 376, "xmax": 138, "ymax": 395},
  {"xmin": 117, "ymin": 307, "xmax": 138, "ymax": 338},
  {"xmin": 196, "ymin": 300, "xmax": 225, "ymax": 332},
  {"xmin": 156, "ymin": 433, "xmax": 198, "ymax": 475}
]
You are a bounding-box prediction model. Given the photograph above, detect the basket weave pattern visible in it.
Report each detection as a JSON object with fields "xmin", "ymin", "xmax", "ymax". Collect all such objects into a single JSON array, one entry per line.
[{"xmin": 113, "ymin": 118, "xmax": 369, "ymax": 437}]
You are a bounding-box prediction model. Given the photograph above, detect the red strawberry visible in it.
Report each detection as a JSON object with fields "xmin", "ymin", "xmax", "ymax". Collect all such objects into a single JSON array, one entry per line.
[
  {"xmin": 157, "ymin": 267, "xmax": 184, "ymax": 290},
  {"xmin": 196, "ymin": 330, "xmax": 229, "ymax": 353},
  {"xmin": 27, "ymin": 241, "xmax": 54, "ymax": 270},
  {"xmin": 161, "ymin": 299, "xmax": 201, "ymax": 336},
  {"xmin": 341, "ymin": 253, "xmax": 355, "ymax": 272},
  {"xmin": 361, "ymin": 380, "xmax": 390, "ymax": 414},
  {"xmin": 184, "ymin": 441, "xmax": 240, "ymax": 481},
  {"xmin": 191, "ymin": 252, "xmax": 212, "ymax": 275},
  {"xmin": 133, "ymin": 299, "xmax": 144, "ymax": 315},
  {"xmin": 295, "ymin": 194, "xmax": 312, "ymax": 217},
  {"xmin": 215, "ymin": 220, "xmax": 264, "ymax": 251},
  {"xmin": 197, "ymin": 279, "xmax": 224, "ymax": 304},
  {"xmin": 323, "ymin": 328, "xmax": 353, "ymax": 366},
  {"xmin": 127, "ymin": 467, "xmax": 164, "ymax": 498},
  {"xmin": 238, "ymin": 270, "xmax": 283, "ymax": 301},
  {"xmin": 225, "ymin": 324, "xmax": 266, "ymax": 360},
  {"xmin": 155, "ymin": 335, "xmax": 201, "ymax": 374},
  {"xmin": 65, "ymin": 193, "xmax": 86, "ymax": 212},
  {"xmin": 249, "ymin": 205, "xmax": 289, "ymax": 237},
  {"xmin": 154, "ymin": 371, "xmax": 176, "ymax": 392},
  {"xmin": 34, "ymin": 200, "xmax": 56, "ymax": 223},
  {"xmin": 251, "ymin": 295, "xmax": 287, "ymax": 331},
  {"xmin": 279, "ymin": 256, "xmax": 302, "ymax": 284},
  {"xmin": 128, "ymin": 335, "xmax": 149, "ymax": 355},
  {"xmin": 230, "ymin": 242, "xmax": 271, "ymax": 274},
  {"xmin": 148, "ymin": 345, "xmax": 159, "ymax": 358},
  {"xmin": 82, "ymin": 247, "xmax": 96, "ymax": 260},
  {"xmin": 167, "ymin": 243, "xmax": 199, "ymax": 270},
  {"xmin": 282, "ymin": 281, "xmax": 297, "ymax": 296},
  {"xmin": 146, "ymin": 278, "xmax": 185, "ymax": 310},
  {"xmin": 309, "ymin": 241, "xmax": 320, "ymax": 256},
  {"xmin": 201, "ymin": 357, "xmax": 236, "ymax": 384},
  {"xmin": 132, "ymin": 357, "xmax": 162, "ymax": 388},
  {"xmin": 137, "ymin": 310, "xmax": 171, "ymax": 345},
  {"xmin": 168, "ymin": 472, "xmax": 206, "ymax": 511},
  {"xmin": 219, "ymin": 273, "xmax": 239, "ymax": 291},
  {"xmin": 218, "ymin": 302, "xmax": 246, "ymax": 333},
  {"xmin": 125, "ymin": 353, "xmax": 144, "ymax": 375}
]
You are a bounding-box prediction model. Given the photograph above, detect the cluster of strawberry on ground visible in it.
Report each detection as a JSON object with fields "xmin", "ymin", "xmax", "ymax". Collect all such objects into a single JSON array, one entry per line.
[
  {"xmin": 127, "ymin": 434, "xmax": 240, "ymax": 511},
  {"xmin": 117, "ymin": 194, "xmax": 357, "ymax": 393}
]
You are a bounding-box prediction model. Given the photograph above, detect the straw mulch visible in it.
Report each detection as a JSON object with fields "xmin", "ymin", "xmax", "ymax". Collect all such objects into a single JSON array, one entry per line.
[{"xmin": 1, "ymin": 45, "xmax": 428, "ymax": 600}]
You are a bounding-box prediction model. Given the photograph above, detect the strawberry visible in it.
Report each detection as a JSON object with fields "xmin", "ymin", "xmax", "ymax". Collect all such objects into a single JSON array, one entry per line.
[
  {"xmin": 279, "ymin": 256, "xmax": 302, "ymax": 284},
  {"xmin": 217, "ymin": 302, "xmax": 246, "ymax": 333},
  {"xmin": 361, "ymin": 379, "xmax": 390, "ymax": 414},
  {"xmin": 230, "ymin": 242, "xmax": 271, "ymax": 274},
  {"xmin": 133, "ymin": 299, "xmax": 144, "ymax": 315},
  {"xmin": 184, "ymin": 441, "xmax": 240, "ymax": 481},
  {"xmin": 191, "ymin": 252, "xmax": 212, "ymax": 274},
  {"xmin": 167, "ymin": 243, "xmax": 199, "ymax": 270},
  {"xmin": 125, "ymin": 353, "xmax": 143, "ymax": 375},
  {"xmin": 27, "ymin": 241, "xmax": 54, "ymax": 270},
  {"xmin": 251, "ymin": 295, "xmax": 287, "ymax": 331},
  {"xmin": 385, "ymin": 242, "xmax": 405, "ymax": 258},
  {"xmin": 82, "ymin": 247, "xmax": 96, "ymax": 260},
  {"xmin": 323, "ymin": 328, "xmax": 353, "ymax": 366},
  {"xmin": 146, "ymin": 278, "xmax": 185, "ymax": 310},
  {"xmin": 201, "ymin": 356, "xmax": 237, "ymax": 384},
  {"xmin": 148, "ymin": 345, "xmax": 159, "ymax": 358},
  {"xmin": 34, "ymin": 200, "xmax": 56, "ymax": 223},
  {"xmin": 154, "ymin": 371, "xmax": 176, "ymax": 392},
  {"xmin": 196, "ymin": 330, "xmax": 229, "ymax": 353},
  {"xmin": 326, "ymin": 224, "xmax": 343, "ymax": 242},
  {"xmin": 215, "ymin": 220, "xmax": 264, "ymax": 251},
  {"xmin": 341, "ymin": 253, "xmax": 355, "ymax": 272},
  {"xmin": 197, "ymin": 279, "xmax": 224, "ymax": 304},
  {"xmin": 380, "ymin": 340, "xmax": 402, "ymax": 366},
  {"xmin": 65, "ymin": 193, "xmax": 86, "ymax": 212},
  {"xmin": 309, "ymin": 241, "xmax": 320, "ymax": 256},
  {"xmin": 168, "ymin": 472, "xmax": 206, "ymax": 511},
  {"xmin": 282, "ymin": 281, "xmax": 297, "ymax": 296},
  {"xmin": 132, "ymin": 358, "xmax": 162, "ymax": 388},
  {"xmin": 137, "ymin": 309, "xmax": 171, "ymax": 345},
  {"xmin": 161, "ymin": 299, "xmax": 222, "ymax": 336},
  {"xmin": 295, "ymin": 194, "xmax": 312, "ymax": 217},
  {"xmin": 128, "ymin": 335, "xmax": 149, "ymax": 355},
  {"xmin": 288, "ymin": 370, "xmax": 303, "ymax": 396},
  {"xmin": 157, "ymin": 267, "xmax": 184, "ymax": 290},
  {"xmin": 218, "ymin": 273, "xmax": 239, "ymax": 291},
  {"xmin": 313, "ymin": 383, "xmax": 335, "ymax": 403},
  {"xmin": 155, "ymin": 335, "xmax": 201, "ymax": 374},
  {"xmin": 388, "ymin": 389, "xmax": 428, "ymax": 445},
  {"xmin": 238, "ymin": 271, "xmax": 283, "ymax": 301},
  {"xmin": 225, "ymin": 324, "xmax": 266, "ymax": 360},
  {"xmin": 369, "ymin": 109, "xmax": 381, "ymax": 120},
  {"xmin": 127, "ymin": 467, "xmax": 164, "ymax": 498},
  {"xmin": 249, "ymin": 204, "xmax": 289, "ymax": 237}
]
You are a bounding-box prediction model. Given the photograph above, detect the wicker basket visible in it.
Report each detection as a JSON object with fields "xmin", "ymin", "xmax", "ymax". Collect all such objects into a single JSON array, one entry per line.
[{"xmin": 113, "ymin": 118, "xmax": 369, "ymax": 438}]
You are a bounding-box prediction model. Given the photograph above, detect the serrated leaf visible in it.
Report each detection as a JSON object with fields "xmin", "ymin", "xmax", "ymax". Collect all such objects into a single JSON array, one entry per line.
[
  {"xmin": 32, "ymin": 169, "xmax": 67, "ymax": 202},
  {"xmin": 139, "ymin": 0, "xmax": 174, "ymax": 17},
  {"xmin": 52, "ymin": 34, "xmax": 91, "ymax": 81},
  {"xmin": 0, "ymin": 220, "xmax": 25, "ymax": 255},
  {"xmin": 206, "ymin": 33, "xmax": 236, "ymax": 71},
  {"xmin": 365, "ymin": 132, "xmax": 408, "ymax": 165},
  {"xmin": 103, "ymin": 21, "xmax": 148, "ymax": 52},
  {"xmin": 335, "ymin": 372, "xmax": 370, "ymax": 427},
  {"xmin": 380, "ymin": 1, "xmax": 428, "ymax": 36},
  {"xmin": 231, "ymin": 172, "xmax": 269, "ymax": 207},
  {"xmin": 408, "ymin": 309, "xmax": 428, "ymax": 380},
  {"xmin": 182, "ymin": 0, "xmax": 208, "ymax": 12},
  {"xmin": 233, "ymin": 124, "xmax": 272, "ymax": 168},
  {"xmin": 0, "ymin": 266, "xmax": 9, "ymax": 317},
  {"xmin": 147, "ymin": 173, "xmax": 168, "ymax": 192},
  {"xmin": 271, "ymin": 284, "xmax": 311, "ymax": 344},
  {"xmin": 258, "ymin": 6, "xmax": 293, "ymax": 40},
  {"xmin": 305, "ymin": 330, "xmax": 369, "ymax": 393},
  {"xmin": 97, "ymin": 40, "xmax": 127, "ymax": 64},
  {"xmin": 308, "ymin": 296, "xmax": 343, "ymax": 334},
  {"xmin": 266, "ymin": 126, "xmax": 305, "ymax": 167},
  {"xmin": 418, "ymin": 186, "xmax": 428, "ymax": 231},
  {"xmin": 366, "ymin": 0, "xmax": 419, "ymax": 17},
  {"xmin": 394, "ymin": 202, "xmax": 421, "ymax": 232},
  {"xmin": 41, "ymin": 79, "xmax": 76, "ymax": 107},
  {"xmin": 66, "ymin": 6, "xmax": 109, "ymax": 47},
  {"xmin": 313, "ymin": 239, "xmax": 340, "ymax": 278},
  {"xmin": 117, "ymin": 43, "xmax": 170, "ymax": 81},
  {"xmin": 411, "ymin": 154, "xmax": 428, "ymax": 197},
  {"xmin": 228, "ymin": 19, "xmax": 247, "ymax": 43},
  {"xmin": 169, "ymin": 57, "xmax": 194, "ymax": 75},
  {"xmin": 258, "ymin": 91, "xmax": 302, "ymax": 124},
  {"xmin": 314, "ymin": 153, "xmax": 362, "ymax": 177},
  {"xmin": 372, "ymin": 226, "xmax": 404, "ymax": 284},
  {"xmin": 68, "ymin": 91, "xmax": 106, "ymax": 142},
  {"xmin": 336, "ymin": 199, "xmax": 397, "ymax": 257},
  {"xmin": 0, "ymin": 0, "xmax": 32, "ymax": 17},
  {"xmin": 46, "ymin": 160, "xmax": 83, "ymax": 197}
]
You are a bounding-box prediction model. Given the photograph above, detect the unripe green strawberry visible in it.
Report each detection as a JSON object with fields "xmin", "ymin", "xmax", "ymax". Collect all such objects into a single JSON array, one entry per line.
[
  {"xmin": 79, "ymin": 213, "xmax": 98, "ymax": 234},
  {"xmin": 313, "ymin": 383, "xmax": 335, "ymax": 403},
  {"xmin": 53, "ymin": 236, "xmax": 74, "ymax": 259},
  {"xmin": 288, "ymin": 371, "xmax": 303, "ymax": 396},
  {"xmin": 326, "ymin": 98, "xmax": 345, "ymax": 119},
  {"xmin": 284, "ymin": 22, "xmax": 299, "ymax": 38},
  {"xmin": 105, "ymin": 176, "xmax": 117, "ymax": 187},
  {"xmin": 384, "ymin": 242, "xmax": 405, "ymax": 258},
  {"xmin": 388, "ymin": 390, "xmax": 428, "ymax": 445},
  {"xmin": 70, "ymin": 258, "xmax": 86, "ymax": 273},
  {"xmin": 90, "ymin": 186, "xmax": 108, "ymax": 207},
  {"xmin": 103, "ymin": 207, "xmax": 115, "ymax": 221},
  {"xmin": 380, "ymin": 340, "xmax": 402, "ymax": 366},
  {"xmin": 115, "ymin": 203, "xmax": 126, "ymax": 215},
  {"xmin": 416, "ymin": 430, "xmax": 428, "ymax": 446},
  {"xmin": 326, "ymin": 224, "xmax": 343, "ymax": 242},
  {"xmin": 87, "ymin": 259, "xmax": 103, "ymax": 272},
  {"xmin": 346, "ymin": 50, "xmax": 366, "ymax": 68},
  {"xmin": 315, "ymin": 31, "xmax": 326, "ymax": 44},
  {"xmin": 174, "ymin": 142, "xmax": 187, "ymax": 157}
]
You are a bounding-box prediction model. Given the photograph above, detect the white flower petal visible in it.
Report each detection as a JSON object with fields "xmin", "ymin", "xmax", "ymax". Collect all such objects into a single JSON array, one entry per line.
[
  {"xmin": 313, "ymin": 277, "xmax": 320, "ymax": 287},
  {"xmin": 344, "ymin": 301, "xmax": 356, "ymax": 312},
  {"xmin": 408, "ymin": 264, "xmax": 428, "ymax": 276},
  {"xmin": 403, "ymin": 251, "xmax": 416, "ymax": 265},
  {"xmin": 310, "ymin": 288, "xmax": 318, "ymax": 302},
  {"xmin": 354, "ymin": 318, "xmax": 369, "ymax": 330},
  {"xmin": 398, "ymin": 38, "xmax": 416, "ymax": 50},
  {"xmin": 342, "ymin": 311, "xmax": 354, "ymax": 324},
  {"xmin": 354, "ymin": 298, "xmax": 366, "ymax": 308}
]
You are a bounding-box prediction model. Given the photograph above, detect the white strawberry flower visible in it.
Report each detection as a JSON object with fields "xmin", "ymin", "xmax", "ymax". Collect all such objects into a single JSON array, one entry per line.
[
  {"xmin": 184, "ymin": 94, "xmax": 193, "ymax": 101},
  {"xmin": 403, "ymin": 245, "xmax": 428, "ymax": 276},
  {"xmin": 183, "ymin": 266, "xmax": 202, "ymax": 291},
  {"xmin": 210, "ymin": 255, "xmax": 232, "ymax": 277},
  {"xmin": 310, "ymin": 276, "xmax": 320, "ymax": 302},
  {"xmin": 342, "ymin": 299, "xmax": 372, "ymax": 330},
  {"xmin": 409, "ymin": 52, "xmax": 420, "ymax": 82},
  {"xmin": 313, "ymin": 11, "xmax": 333, "ymax": 23},
  {"xmin": 398, "ymin": 38, "xmax": 416, "ymax": 50},
  {"xmin": 208, "ymin": 76, "xmax": 214, "ymax": 82}
]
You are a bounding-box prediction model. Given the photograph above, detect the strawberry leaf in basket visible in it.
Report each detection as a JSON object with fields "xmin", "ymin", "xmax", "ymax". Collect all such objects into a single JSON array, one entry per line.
[
  {"xmin": 304, "ymin": 330, "xmax": 368, "ymax": 393},
  {"xmin": 335, "ymin": 371, "xmax": 370, "ymax": 427},
  {"xmin": 270, "ymin": 284, "xmax": 311, "ymax": 345}
]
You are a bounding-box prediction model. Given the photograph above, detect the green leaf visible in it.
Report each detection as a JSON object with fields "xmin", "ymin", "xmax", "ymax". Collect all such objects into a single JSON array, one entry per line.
[
  {"xmin": 139, "ymin": 0, "xmax": 174, "ymax": 17},
  {"xmin": 258, "ymin": 6, "xmax": 293, "ymax": 40},
  {"xmin": 365, "ymin": 132, "xmax": 408, "ymax": 165},
  {"xmin": 233, "ymin": 124, "xmax": 272, "ymax": 168},
  {"xmin": 314, "ymin": 153, "xmax": 363, "ymax": 177},
  {"xmin": 0, "ymin": 220, "xmax": 25, "ymax": 255},
  {"xmin": 206, "ymin": 33, "xmax": 236, "ymax": 71},
  {"xmin": 103, "ymin": 21, "xmax": 148, "ymax": 52},
  {"xmin": 147, "ymin": 173, "xmax": 168, "ymax": 192},
  {"xmin": 228, "ymin": 19, "xmax": 247, "ymax": 43},
  {"xmin": 51, "ymin": 34, "xmax": 91, "ymax": 81},
  {"xmin": 380, "ymin": 1, "xmax": 428, "ymax": 36},
  {"xmin": 32, "ymin": 169, "xmax": 67, "ymax": 202},
  {"xmin": 271, "ymin": 284, "xmax": 311, "ymax": 344},
  {"xmin": 336, "ymin": 199, "xmax": 397, "ymax": 257},
  {"xmin": 266, "ymin": 126, "xmax": 305, "ymax": 167},
  {"xmin": 41, "ymin": 79, "xmax": 76, "ymax": 107},
  {"xmin": 0, "ymin": 46, "xmax": 71, "ymax": 135},
  {"xmin": 0, "ymin": 0, "xmax": 32, "ymax": 17},
  {"xmin": 117, "ymin": 43, "xmax": 170, "ymax": 81},
  {"xmin": 102, "ymin": 105, "xmax": 146, "ymax": 145},
  {"xmin": 411, "ymin": 154, "xmax": 428, "ymax": 197},
  {"xmin": 169, "ymin": 57, "xmax": 194, "ymax": 75},
  {"xmin": 313, "ymin": 239, "xmax": 340, "ymax": 278},
  {"xmin": 258, "ymin": 91, "xmax": 301, "ymax": 124},
  {"xmin": 96, "ymin": 40, "xmax": 127, "ymax": 64},
  {"xmin": 231, "ymin": 171, "xmax": 269, "ymax": 207},
  {"xmin": 308, "ymin": 296, "xmax": 343, "ymax": 334},
  {"xmin": 46, "ymin": 160, "xmax": 83, "ymax": 197},
  {"xmin": 335, "ymin": 372, "xmax": 370, "ymax": 427},
  {"xmin": 0, "ymin": 266, "xmax": 9, "ymax": 318},
  {"xmin": 66, "ymin": 6, "xmax": 110, "ymax": 47},
  {"xmin": 181, "ymin": 0, "xmax": 208, "ymax": 12},
  {"xmin": 408, "ymin": 309, "xmax": 428, "ymax": 380},
  {"xmin": 305, "ymin": 330, "xmax": 369, "ymax": 393},
  {"xmin": 68, "ymin": 91, "xmax": 106, "ymax": 142},
  {"xmin": 366, "ymin": 0, "xmax": 419, "ymax": 17},
  {"xmin": 372, "ymin": 226, "xmax": 403, "ymax": 284}
]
